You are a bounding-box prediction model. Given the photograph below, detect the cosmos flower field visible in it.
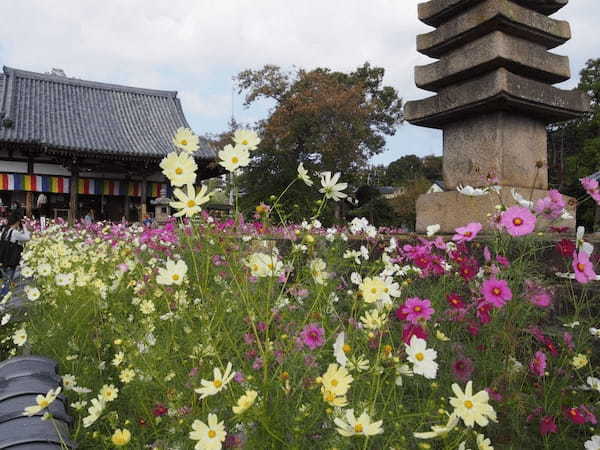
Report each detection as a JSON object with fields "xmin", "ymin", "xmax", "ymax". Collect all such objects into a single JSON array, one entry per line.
[{"xmin": 1, "ymin": 129, "xmax": 600, "ymax": 449}]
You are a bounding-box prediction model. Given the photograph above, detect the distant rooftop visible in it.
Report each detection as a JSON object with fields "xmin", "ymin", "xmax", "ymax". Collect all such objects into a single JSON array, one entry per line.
[{"xmin": 0, "ymin": 66, "xmax": 216, "ymax": 160}]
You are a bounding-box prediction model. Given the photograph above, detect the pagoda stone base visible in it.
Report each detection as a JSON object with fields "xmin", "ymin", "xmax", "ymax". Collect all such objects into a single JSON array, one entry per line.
[{"xmin": 415, "ymin": 189, "xmax": 576, "ymax": 233}]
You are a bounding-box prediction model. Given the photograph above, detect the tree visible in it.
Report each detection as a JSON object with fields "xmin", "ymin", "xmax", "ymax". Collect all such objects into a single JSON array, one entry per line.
[
  {"xmin": 235, "ymin": 63, "xmax": 403, "ymax": 222},
  {"xmin": 548, "ymin": 58, "xmax": 600, "ymax": 229},
  {"xmin": 386, "ymin": 155, "xmax": 424, "ymax": 185},
  {"xmin": 388, "ymin": 177, "xmax": 431, "ymax": 230}
]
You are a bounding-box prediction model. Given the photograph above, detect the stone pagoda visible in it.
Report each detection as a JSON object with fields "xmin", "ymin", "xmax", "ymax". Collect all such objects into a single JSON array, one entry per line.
[{"xmin": 405, "ymin": 0, "xmax": 590, "ymax": 232}]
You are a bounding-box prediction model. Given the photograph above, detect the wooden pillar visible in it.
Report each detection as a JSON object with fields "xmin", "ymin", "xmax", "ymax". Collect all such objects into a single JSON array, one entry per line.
[
  {"xmin": 25, "ymin": 157, "xmax": 34, "ymax": 217},
  {"xmin": 123, "ymin": 179, "xmax": 130, "ymax": 222},
  {"xmin": 140, "ymin": 175, "xmax": 148, "ymax": 220},
  {"xmin": 68, "ymin": 163, "xmax": 79, "ymax": 224}
]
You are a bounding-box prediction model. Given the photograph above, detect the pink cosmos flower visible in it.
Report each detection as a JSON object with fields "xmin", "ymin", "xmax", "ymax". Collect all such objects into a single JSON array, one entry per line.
[
  {"xmin": 500, "ymin": 206, "xmax": 537, "ymax": 237},
  {"xmin": 451, "ymin": 357, "xmax": 474, "ymax": 382},
  {"xmin": 453, "ymin": 222, "xmax": 482, "ymax": 242},
  {"xmin": 447, "ymin": 293, "xmax": 465, "ymax": 309},
  {"xmin": 539, "ymin": 416, "xmax": 557, "ymax": 436},
  {"xmin": 524, "ymin": 280, "xmax": 552, "ymax": 308},
  {"xmin": 534, "ymin": 190, "xmax": 566, "ymax": 220},
  {"xmin": 529, "ymin": 351, "xmax": 546, "ymax": 377},
  {"xmin": 572, "ymin": 251, "xmax": 597, "ymax": 284},
  {"xmin": 564, "ymin": 407, "xmax": 586, "ymax": 425},
  {"xmin": 400, "ymin": 297, "xmax": 435, "ymax": 324},
  {"xmin": 299, "ymin": 323, "xmax": 325, "ymax": 350},
  {"xmin": 581, "ymin": 177, "xmax": 600, "ymax": 205},
  {"xmin": 481, "ymin": 278, "xmax": 513, "ymax": 308},
  {"xmin": 563, "ymin": 332, "xmax": 574, "ymax": 351}
]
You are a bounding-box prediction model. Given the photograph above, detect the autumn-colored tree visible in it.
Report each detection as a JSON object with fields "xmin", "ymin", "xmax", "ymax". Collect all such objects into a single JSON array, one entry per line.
[{"xmin": 235, "ymin": 63, "xmax": 403, "ymax": 222}]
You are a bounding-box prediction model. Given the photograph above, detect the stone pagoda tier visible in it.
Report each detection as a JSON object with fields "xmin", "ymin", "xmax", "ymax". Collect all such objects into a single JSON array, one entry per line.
[{"xmin": 404, "ymin": 0, "xmax": 590, "ymax": 233}]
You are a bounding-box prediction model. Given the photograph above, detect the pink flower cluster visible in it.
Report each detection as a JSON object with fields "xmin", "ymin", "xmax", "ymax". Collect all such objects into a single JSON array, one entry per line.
[
  {"xmin": 581, "ymin": 177, "xmax": 600, "ymax": 205},
  {"xmin": 534, "ymin": 189, "xmax": 566, "ymax": 220}
]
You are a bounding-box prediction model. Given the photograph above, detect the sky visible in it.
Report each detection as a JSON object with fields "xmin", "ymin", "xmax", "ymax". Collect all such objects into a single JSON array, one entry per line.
[{"xmin": 0, "ymin": 0, "xmax": 598, "ymax": 166}]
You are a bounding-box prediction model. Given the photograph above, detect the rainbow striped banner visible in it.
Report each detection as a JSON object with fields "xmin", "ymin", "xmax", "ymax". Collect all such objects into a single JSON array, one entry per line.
[
  {"xmin": 1, "ymin": 173, "xmax": 69, "ymax": 193},
  {"xmin": 1, "ymin": 173, "xmax": 169, "ymax": 197},
  {"xmin": 149, "ymin": 182, "xmax": 172, "ymax": 197}
]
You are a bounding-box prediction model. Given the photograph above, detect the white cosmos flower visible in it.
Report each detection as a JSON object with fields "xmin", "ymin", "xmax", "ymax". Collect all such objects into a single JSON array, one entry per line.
[
  {"xmin": 333, "ymin": 332, "xmax": 348, "ymax": 367},
  {"xmin": 12, "ymin": 328, "xmax": 27, "ymax": 346},
  {"xmin": 426, "ymin": 224, "xmax": 441, "ymax": 237},
  {"xmin": 218, "ymin": 144, "xmax": 250, "ymax": 172},
  {"xmin": 173, "ymin": 127, "xmax": 199, "ymax": 153},
  {"xmin": 319, "ymin": 172, "xmax": 348, "ymax": 201},
  {"xmin": 55, "ymin": 273, "xmax": 74, "ymax": 287},
  {"xmin": 360, "ymin": 309, "xmax": 388, "ymax": 330},
  {"xmin": 413, "ymin": 414, "xmax": 459, "ymax": 439},
  {"xmin": 585, "ymin": 435, "xmax": 600, "ymax": 450},
  {"xmin": 170, "ymin": 184, "xmax": 211, "ymax": 218},
  {"xmin": 405, "ymin": 336, "xmax": 438, "ymax": 379},
  {"xmin": 23, "ymin": 387, "xmax": 62, "ymax": 417},
  {"xmin": 334, "ymin": 409, "xmax": 384, "ymax": 437},
  {"xmin": 297, "ymin": 163, "xmax": 313, "ymax": 186},
  {"xmin": 449, "ymin": 381, "xmax": 497, "ymax": 428},
  {"xmin": 1, "ymin": 313, "xmax": 11, "ymax": 326},
  {"xmin": 195, "ymin": 362, "xmax": 235, "ymax": 399},
  {"xmin": 233, "ymin": 129, "xmax": 260, "ymax": 150},
  {"xmin": 457, "ymin": 185, "xmax": 489, "ymax": 196},
  {"xmin": 245, "ymin": 252, "xmax": 284, "ymax": 278},
  {"xmin": 156, "ymin": 259, "xmax": 188, "ymax": 285},
  {"xmin": 511, "ymin": 188, "xmax": 534, "ymax": 209},
  {"xmin": 189, "ymin": 413, "xmax": 227, "ymax": 450},
  {"xmin": 576, "ymin": 226, "xmax": 594, "ymax": 255}
]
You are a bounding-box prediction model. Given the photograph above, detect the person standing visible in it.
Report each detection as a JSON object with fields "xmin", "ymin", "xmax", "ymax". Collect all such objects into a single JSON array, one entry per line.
[{"xmin": 0, "ymin": 214, "xmax": 31, "ymax": 298}]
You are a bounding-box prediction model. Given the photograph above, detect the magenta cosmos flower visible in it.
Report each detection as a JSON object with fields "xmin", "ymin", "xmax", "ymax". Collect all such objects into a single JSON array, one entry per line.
[
  {"xmin": 299, "ymin": 323, "xmax": 325, "ymax": 350},
  {"xmin": 500, "ymin": 206, "xmax": 536, "ymax": 237},
  {"xmin": 400, "ymin": 297, "xmax": 435, "ymax": 324},
  {"xmin": 452, "ymin": 222, "xmax": 482, "ymax": 242},
  {"xmin": 529, "ymin": 350, "xmax": 546, "ymax": 377},
  {"xmin": 581, "ymin": 177, "xmax": 600, "ymax": 205},
  {"xmin": 481, "ymin": 278, "xmax": 512, "ymax": 308},
  {"xmin": 572, "ymin": 251, "xmax": 597, "ymax": 284},
  {"xmin": 539, "ymin": 416, "xmax": 557, "ymax": 436}
]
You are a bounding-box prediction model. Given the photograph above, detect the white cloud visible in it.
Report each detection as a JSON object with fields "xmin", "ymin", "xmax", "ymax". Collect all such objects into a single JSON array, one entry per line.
[{"xmin": 0, "ymin": 0, "xmax": 597, "ymax": 163}]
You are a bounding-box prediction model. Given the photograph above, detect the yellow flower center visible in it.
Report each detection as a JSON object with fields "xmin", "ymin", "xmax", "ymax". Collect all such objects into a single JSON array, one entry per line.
[
  {"xmin": 342, "ymin": 344, "xmax": 351, "ymax": 353},
  {"xmin": 267, "ymin": 263, "xmax": 274, "ymax": 269},
  {"xmin": 231, "ymin": 157, "xmax": 239, "ymax": 164},
  {"xmin": 415, "ymin": 353, "xmax": 424, "ymax": 361},
  {"xmin": 384, "ymin": 288, "xmax": 389, "ymax": 293},
  {"xmin": 208, "ymin": 430, "xmax": 217, "ymax": 438},
  {"xmin": 172, "ymin": 274, "xmax": 180, "ymax": 281},
  {"xmin": 513, "ymin": 217, "xmax": 523, "ymax": 226},
  {"xmin": 242, "ymin": 139, "xmax": 249, "ymax": 145},
  {"xmin": 354, "ymin": 424, "xmax": 364, "ymax": 433},
  {"xmin": 370, "ymin": 288, "xmax": 377, "ymax": 294},
  {"xmin": 175, "ymin": 168, "xmax": 183, "ymax": 175},
  {"xmin": 464, "ymin": 400, "xmax": 474, "ymax": 409},
  {"xmin": 213, "ymin": 380, "xmax": 222, "ymax": 388},
  {"xmin": 181, "ymin": 139, "xmax": 188, "ymax": 146},
  {"xmin": 577, "ymin": 263, "xmax": 586, "ymax": 272},
  {"xmin": 492, "ymin": 287, "xmax": 501, "ymax": 295},
  {"xmin": 187, "ymin": 200, "xmax": 196, "ymax": 208},
  {"xmin": 331, "ymin": 379, "xmax": 338, "ymax": 387},
  {"xmin": 414, "ymin": 306, "xmax": 422, "ymax": 312},
  {"xmin": 39, "ymin": 399, "xmax": 50, "ymax": 408}
]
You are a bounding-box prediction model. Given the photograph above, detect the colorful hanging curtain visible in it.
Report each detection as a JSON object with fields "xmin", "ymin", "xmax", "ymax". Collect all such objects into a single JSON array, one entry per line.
[
  {"xmin": 148, "ymin": 182, "xmax": 171, "ymax": 197},
  {"xmin": 1, "ymin": 173, "xmax": 69, "ymax": 193}
]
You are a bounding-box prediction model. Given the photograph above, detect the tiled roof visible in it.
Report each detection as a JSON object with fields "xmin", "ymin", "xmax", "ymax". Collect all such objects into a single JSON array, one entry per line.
[{"xmin": 0, "ymin": 66, "xmax": 216, "ymax": 160}]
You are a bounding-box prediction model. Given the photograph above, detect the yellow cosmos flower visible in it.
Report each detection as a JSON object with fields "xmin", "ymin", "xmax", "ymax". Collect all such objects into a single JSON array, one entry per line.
[
  {"xmin": 189, "ymin": 413, "xmax": 227, "ymax": 449},
  {"xmin": 232, "ymin": 390, "xmax": 258, "ymax": 414},
  {"xmin": 233, "ymin": 129, "xmax": 261, "ymax": 150},
  {"xmin": 160, "ymin": 152, "xmax": 197, "ymax": 187},
  {"xmin": 449, "ymin": 381, "xmax": 497, "ymax": 428},
  {"xmin": 359, "ymin": 277, "xmax": 387, "ymax": 303},
  {"xmin": 173, "ymin": 127, "xmax": 199, "ymax": 153},
  {"xmin": 218, "ymin": 144, "xmax": 250, "ymax": 172},
  {"xmin": 334, "ymin": 409, "xmax": 384, "ymax": 437},
  {"xmin": 170, "ymin": 184, "xmax": 211, "ymax": 218},
  {"xmin": 23, "ymin": 387, "xmax": 62, "ymax": 416},
  {"xmin": 111, "ymin": 429, "xmax": 131, "ymax": 446}
]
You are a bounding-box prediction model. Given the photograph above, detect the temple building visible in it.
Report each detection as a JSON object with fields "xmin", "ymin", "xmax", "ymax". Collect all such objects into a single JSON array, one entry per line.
[{"xmin": 0, "ymin": 66, "xmax": 220, "ymax": 221}]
